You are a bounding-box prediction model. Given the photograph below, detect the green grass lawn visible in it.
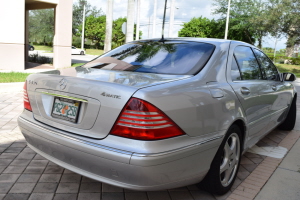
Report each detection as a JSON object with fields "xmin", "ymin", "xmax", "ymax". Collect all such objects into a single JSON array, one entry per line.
[
  {"xmin": 71, "ymin": 63, "xmax": 85, "ymax": 67},
  {"xmin": 85, "ymin": 49, "xmax": 103, "ymax": 56},
  {"xmin": 0, "ymin": 72, "xmax": 31, "ymax": 83},
  {"xmin": 34, "ymin": 45, "xmax": 53, "ymax": 52},
  {"xmin": 276, "ymin": 64, "xmax": 300, "ymax": 77}
]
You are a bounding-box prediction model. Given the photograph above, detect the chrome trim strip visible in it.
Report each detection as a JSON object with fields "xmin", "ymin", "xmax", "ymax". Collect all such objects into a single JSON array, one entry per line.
[
  {"xmin": 19, "ymin": 117, "xmax": 132, "ymax": 155},
  {"xmin": 122, "ymin": 115, "xmax": 163, "ymax": 120},
  {"xmin": 117, "ymin": 123, "xmax": 172, "ymax": 129},
  {"xmin": 38, "ymin": 91, "xmax": 88, "ymax": 103},
  {"xmin": 248, "ymin": 106, "xmax": 288, "ymax": 126},
  {"xmin": 124, "ymin": 111, "xmax": 159, "ymax": 115},
  {"xmin": 133, "ymin": 135, "xmax": 224, "ymax": 157},
  {"xmin": 119, "ymin": 119, "xmax": 168, "ymax": 124}
]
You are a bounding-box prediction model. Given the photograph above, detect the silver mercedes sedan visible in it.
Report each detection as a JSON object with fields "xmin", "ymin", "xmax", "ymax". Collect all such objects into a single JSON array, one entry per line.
[{"xmin": 18, "ymin": 38, "xmax": 297, "ymax": 194}]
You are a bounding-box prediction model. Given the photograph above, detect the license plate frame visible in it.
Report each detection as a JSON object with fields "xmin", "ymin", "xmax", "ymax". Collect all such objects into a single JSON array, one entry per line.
[{"xmin": 51, "ymin": 97, "xmax": 81, "ymax": 123}]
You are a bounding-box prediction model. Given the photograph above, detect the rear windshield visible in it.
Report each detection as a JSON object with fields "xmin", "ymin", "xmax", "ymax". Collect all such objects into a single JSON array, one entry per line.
[{"xmin": 83, "ymin": 41, "xmax": 215, "ymax": 75}]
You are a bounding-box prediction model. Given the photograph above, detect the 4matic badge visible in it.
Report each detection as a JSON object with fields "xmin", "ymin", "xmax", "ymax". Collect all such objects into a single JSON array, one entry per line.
[{"xmin": 101, "ymin": 92, "xmax": 121, "ymax": 99}]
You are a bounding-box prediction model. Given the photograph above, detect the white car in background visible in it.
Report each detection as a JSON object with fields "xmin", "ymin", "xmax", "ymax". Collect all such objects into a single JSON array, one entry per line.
[{"xmin": 71, "ymin": 46, "xmax": 85, "ymax": 55}]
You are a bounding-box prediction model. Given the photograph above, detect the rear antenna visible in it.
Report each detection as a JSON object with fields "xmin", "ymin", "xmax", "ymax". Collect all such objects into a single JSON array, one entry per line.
[{"xmin": 159, "ymin": 0, "xmax": 167, "ymax": 42}]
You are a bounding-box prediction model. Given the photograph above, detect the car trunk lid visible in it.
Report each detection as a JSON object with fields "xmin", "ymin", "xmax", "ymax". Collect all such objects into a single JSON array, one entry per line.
[{"xmin": 27, "ymin": 67, "xmax": 191, "ymax": 139}]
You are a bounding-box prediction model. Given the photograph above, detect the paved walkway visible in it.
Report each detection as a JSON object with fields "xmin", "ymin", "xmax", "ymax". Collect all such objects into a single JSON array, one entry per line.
[{"xmin": 0, "ymin": 82, "xmax": 299, "ymax": 200}]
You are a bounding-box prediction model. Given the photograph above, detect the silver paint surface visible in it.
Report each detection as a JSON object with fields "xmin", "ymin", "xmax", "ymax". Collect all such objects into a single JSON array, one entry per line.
[{"xmin": 18, "ymin": 38, "xmax": 296, "ymax": 190}]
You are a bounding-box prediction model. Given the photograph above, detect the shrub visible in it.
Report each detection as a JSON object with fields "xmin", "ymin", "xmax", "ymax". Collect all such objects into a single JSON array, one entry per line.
[
  {"xmin": 290, "ymin": 58, "xmax": 300, "ymax": 65},
  {"xmin": 268, "ymin": 55, "xmax": 274, "ymax": 61},
  {"xmin": 28, "ymin": 53, "xmax": 53, "ymax": 64}
]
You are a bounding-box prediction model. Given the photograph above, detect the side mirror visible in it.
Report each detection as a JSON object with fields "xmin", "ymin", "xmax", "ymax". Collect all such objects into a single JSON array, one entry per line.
[{"xmin": 282, "ymin": 73, "xmax": 297, "ymax": 82}]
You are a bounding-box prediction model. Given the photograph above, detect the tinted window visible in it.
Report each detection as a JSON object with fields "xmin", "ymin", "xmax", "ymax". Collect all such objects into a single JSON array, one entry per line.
[
  {"xmin": 253, "ymin": 49, "xmax": 279, "ymax": 80},
  {"xmin": 234, "ymin": 46, "xmax": 262, "ymax": 80},
  {"xmin": 231, "ymin": 56, "xmax": 242, "ymax": 81},
  {"xmin": 83, "ymin": 41, "xmax": 215, "ymax": 75}
]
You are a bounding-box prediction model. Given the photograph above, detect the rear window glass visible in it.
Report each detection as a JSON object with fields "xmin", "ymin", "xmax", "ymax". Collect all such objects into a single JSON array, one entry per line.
[{"xmin": 83, "ymin": 41, "xmax": 215, "ymax": 75}]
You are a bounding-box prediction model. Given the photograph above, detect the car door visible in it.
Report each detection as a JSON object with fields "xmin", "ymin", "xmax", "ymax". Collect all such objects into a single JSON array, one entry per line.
[
  {"xmin": 227, "ymin": 44, "xmax": 271, "ymax": 147},
  {"xmin": 252, "ymin": 49, "xmax": 289, "ymax": 130}
]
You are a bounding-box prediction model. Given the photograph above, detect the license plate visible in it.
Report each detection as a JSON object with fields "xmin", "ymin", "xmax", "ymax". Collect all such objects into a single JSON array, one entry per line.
[{"xmin": 51, "ymin": 97, "xmax": 81, "ymax": 123}]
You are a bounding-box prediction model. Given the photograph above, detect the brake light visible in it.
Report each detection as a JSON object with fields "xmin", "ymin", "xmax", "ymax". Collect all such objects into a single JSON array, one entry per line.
[
  {"xmin": 23, "ymin": 81, "xmax": 32, "ymax": 111},
  {"xmin": 110, "ymin": 98, "xmax": 185, "ymax": 140}
]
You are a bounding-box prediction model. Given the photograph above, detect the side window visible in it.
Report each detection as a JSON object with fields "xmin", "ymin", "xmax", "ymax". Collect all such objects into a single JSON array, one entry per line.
[
  {"xmin": 234, "ymin": 46, "xmax": 263, "ymax": 80},
  {"xmin": 231, "ymin": 56, "xmax": 242, "ymax": 81},
  {"xmin": 253, "ymin": 49, "xmax": 279, "ymax": 81}
]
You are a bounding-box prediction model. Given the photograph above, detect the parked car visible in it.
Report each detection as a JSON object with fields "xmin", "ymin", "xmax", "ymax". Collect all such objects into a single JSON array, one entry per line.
[
  {"xmin": 18, "ymin": 38, "xmax": 297, "ymax": 194},
  {"xmin": 28, "ymin": 44, "xmax": 34, "ymax": 51},
  {"xmin": 71, "ymin": 46, "xmax": 85, "ymax": 55}
]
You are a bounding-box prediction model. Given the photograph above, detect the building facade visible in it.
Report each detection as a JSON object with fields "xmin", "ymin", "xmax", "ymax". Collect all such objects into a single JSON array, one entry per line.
[{"xmin": 0, "ymin": 0, "xmax": 73, "ymax": 70}]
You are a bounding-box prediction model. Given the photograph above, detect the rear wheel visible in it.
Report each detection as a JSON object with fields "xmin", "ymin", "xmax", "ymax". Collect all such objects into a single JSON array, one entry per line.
[
  {"xmin": 80, "ymin": 51, "xmax": 84, "ymax": 55},
  {"xmin": 278, "ymin": 95, "xmax": 297, "ymax": 131},
  {"xmin": 200, "ymin": 125, "xmax": 242, "ymax": 195}
]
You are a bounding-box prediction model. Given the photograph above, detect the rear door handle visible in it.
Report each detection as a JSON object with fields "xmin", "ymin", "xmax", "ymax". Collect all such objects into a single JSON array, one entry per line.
[{"xmin": 240, "ymin": 87, "xmax": 250, "ymax": 95}]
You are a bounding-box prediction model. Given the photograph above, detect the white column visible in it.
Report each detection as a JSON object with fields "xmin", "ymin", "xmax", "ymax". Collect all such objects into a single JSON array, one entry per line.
[
  {"xmin": 25, "ymin": 10, "xmax": 29, "ymax": 62},
  {"xmin": 104, "ymin": 0, "xmax": 113, "ymax": 52},
  {"xmin": 152, "ymin": 0, "xmax": 157, "ymax": 38},
  {"xmin": 168, "ymin": 0, "xmax": 175, "ymax": 37},
  {"xmin": 126, "ymin": 0, "xmax": 135, "ymax": 43},
  {"xmin": 0, "ymin": 0, "xmax": 25, "ymax": 70},
  {"xmin": 135, "ymin": 0, "xmax": 140, "ymax": 40},
  {"xmin": 53, "ymin": 0, "xmax": 73, "ymax": 69}
]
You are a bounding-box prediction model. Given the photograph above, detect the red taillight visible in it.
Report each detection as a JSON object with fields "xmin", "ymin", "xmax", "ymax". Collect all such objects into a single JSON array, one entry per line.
[
  {"xmin": 23, "ymin": 81, "xmax": 32, "ymax": 111},
  {"xmin": 110, "ymin": 98, "xmax": 185, "ymax": 140}
]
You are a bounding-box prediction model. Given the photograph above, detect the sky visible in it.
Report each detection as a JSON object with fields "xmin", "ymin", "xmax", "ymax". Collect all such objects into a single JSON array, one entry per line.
[{"xmin": 87, "ymin": 0, "xmax": 287, "ymax": 50}]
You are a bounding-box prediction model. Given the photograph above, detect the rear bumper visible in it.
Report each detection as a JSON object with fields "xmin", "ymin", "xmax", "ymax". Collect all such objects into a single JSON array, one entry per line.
[{"xmin": 18, "ymin": 114, "xmax": 222, "ymax": 191}]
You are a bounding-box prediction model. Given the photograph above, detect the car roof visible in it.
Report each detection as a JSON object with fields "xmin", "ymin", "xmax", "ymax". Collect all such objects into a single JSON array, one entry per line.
[{"xmin": 131, "ymin": 37, "xmax": 254, "ymax": 48}]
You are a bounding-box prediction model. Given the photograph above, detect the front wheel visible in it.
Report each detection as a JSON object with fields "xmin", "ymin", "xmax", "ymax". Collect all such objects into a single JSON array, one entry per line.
[
  {"xmin": 80, "ymin": 51, "xmax": 85, "ymax": 55},
  {"xmin": 200, "ymin": 125, "xmax": 242, "ymax": 195}
]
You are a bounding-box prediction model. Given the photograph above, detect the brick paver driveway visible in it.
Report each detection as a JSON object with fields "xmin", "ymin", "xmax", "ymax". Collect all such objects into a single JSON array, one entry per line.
[{"xmin": 0, "ymin": 84, "xmax": 299, "ymax": 200}]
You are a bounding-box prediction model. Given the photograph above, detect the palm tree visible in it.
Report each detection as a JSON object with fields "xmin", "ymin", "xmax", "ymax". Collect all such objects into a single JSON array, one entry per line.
[
  {"xmin": 104, "ymin": 0, "xmax": 113, "ymax": 52},
  {"xmin": 126, "ymin": 0, "xmax": 135, "ymax": 43}
]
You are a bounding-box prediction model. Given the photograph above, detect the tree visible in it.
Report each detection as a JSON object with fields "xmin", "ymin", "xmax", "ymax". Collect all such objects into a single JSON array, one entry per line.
[
  {"xmin": 178, "ymin": 17, "xmax": 217, "ymax": 38},
  {"xmin": 178, "ymin": 17, "xmax": 255, "ymax": 44},
  {"xmin": 80, "ymin": 15, "xmax": 143, "ymax": 50},
  {"xmin": 29, "ymin": 9, "xmax": 54, "ymax": 45},
  {"xmin": 213, "ymin": 0, "xmax": 269, "ymax": 48},
  {"xmin": 72, "ymin": 0, "xmax": 103, "ymax": 36},
  {"xmin": 82, "ymin": 15, "xmax": 106, "ymax": 49},
  {"xmin": 126, "ymin": 0, "xmax": 135, "ymax": 43},
  {"xmin": 265, "ymin": 0, "xmax": 300, "ymax": 57},
  {"xmin": 104, "ymin": 0, "xmax": 113, "ymax": 52},
  {"xmin": 112, "ymin": 18, "xmax": 127, "ymax": 48},
  {"xmin": 112, "ymin": 17, "xmax": 142, "ymax": 49}
]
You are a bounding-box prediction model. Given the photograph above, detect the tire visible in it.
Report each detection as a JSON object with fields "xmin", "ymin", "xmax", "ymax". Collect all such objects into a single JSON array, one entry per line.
[
  {"xmin": 199, "ymin": 124, "xmax": 242, "ymax": 195},
  {"xmin": 278, "ymin": 95, "xmax": 297, "ymax": 131},
  {"xmin": 30, "ymin": 47, "xmax": 34, "ymax": 51},
  {"xmin": 80, "ymin": 51, "xmax": 84, "ymax": 55}
]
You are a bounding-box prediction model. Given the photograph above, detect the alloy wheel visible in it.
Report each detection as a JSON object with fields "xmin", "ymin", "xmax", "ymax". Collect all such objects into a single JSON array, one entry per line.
[{"xmin": 220, "ymin": 132, "xmax": 240, "ymax": 187}]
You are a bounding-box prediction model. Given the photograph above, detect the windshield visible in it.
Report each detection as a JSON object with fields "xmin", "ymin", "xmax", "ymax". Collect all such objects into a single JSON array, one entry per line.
[{"xmin": 83, "ymin": 40, "xmax": 215, "ymax": 75}]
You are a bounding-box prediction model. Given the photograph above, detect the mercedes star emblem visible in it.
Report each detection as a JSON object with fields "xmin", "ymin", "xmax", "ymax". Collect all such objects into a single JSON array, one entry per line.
[{"xmin": 59, "ymin": 78, "xmax": 67, "ymax": 90}]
